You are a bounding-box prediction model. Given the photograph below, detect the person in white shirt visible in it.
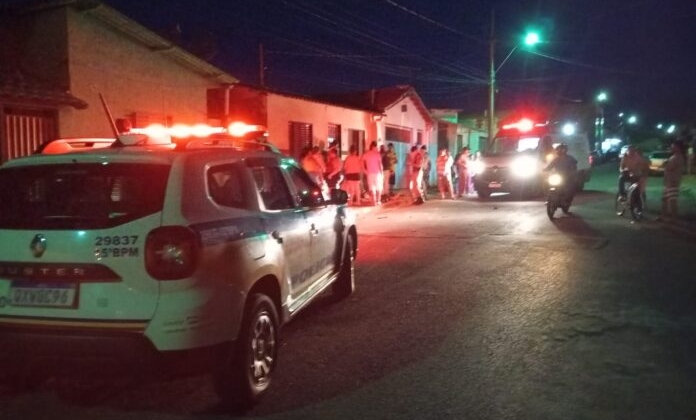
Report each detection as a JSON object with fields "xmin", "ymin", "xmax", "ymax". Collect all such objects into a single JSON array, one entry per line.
[{"xmin": 361, "ymin": 141, "xmax": 384, "ymax": 205}]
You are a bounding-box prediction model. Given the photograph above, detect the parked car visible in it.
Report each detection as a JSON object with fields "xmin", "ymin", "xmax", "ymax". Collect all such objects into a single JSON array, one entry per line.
[
  {"xmin": 648, "ymin": 150, "xmax": 671, "ymax": 175},
  {"xmin": 0, "ymin": 130, "xmax": 357, "ymax": 411}
]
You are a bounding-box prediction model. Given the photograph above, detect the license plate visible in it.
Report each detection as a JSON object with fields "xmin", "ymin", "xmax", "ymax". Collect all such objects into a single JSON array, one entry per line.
[
  {"xmin": 9, "ymin": 282, "xmax": 77, "ymax": 308},
  {"xmin": 488, "ymin": 182, "xmax": 502, "ymax": 188}
]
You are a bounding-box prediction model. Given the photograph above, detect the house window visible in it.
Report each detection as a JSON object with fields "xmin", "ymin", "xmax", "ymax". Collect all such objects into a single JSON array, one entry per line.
[
  {"xmin": 401, "ymin": 104, "xmax": 408, "ymax": 113},
  {"xmin": 2, "ymin": 107, "xmax": 57, "ymax": 163},
  {"xmin": 385, "ymin": 126, "xmax": 411, "ymax": 143},
  {"xmin": 417, "ymin": 130, "xmax": 423, "ymax": 145},
  {"xmin": 328, "ymin": 123, "xmax": 341, "ymax": 155},
  {"xmin": 289, "ymin": 121, "xmax": 313, "ymax": 159}
]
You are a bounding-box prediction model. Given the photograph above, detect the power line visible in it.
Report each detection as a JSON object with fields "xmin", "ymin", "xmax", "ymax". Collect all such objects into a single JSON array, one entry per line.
[{"xmin": 381, "ymin": 0, "xmax": 485, "ymax": 44}]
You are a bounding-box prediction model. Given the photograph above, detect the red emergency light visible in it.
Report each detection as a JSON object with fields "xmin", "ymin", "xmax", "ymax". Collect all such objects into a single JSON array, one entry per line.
[{"xmin": 502, "ymin": 118, "xmax": 535, "ymax": 133}]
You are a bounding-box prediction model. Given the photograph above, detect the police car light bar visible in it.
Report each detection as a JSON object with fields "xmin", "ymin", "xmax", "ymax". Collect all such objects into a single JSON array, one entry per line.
[
  {"xmin": 131, "ymin": 122, "xmax": 266, "ymax": 140},
  {"xmin": 501, "ymin": 118, "xmax": 547, "ymax": 133}
]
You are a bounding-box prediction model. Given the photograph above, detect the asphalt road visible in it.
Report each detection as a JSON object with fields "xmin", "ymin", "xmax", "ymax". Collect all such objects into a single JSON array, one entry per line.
[{"xmin": 2, "ymin": 164, "xmax": 695, "ymax": 420}]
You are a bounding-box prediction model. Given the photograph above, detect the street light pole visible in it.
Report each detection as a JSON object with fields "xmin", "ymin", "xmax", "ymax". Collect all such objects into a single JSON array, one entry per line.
[{"xmin": 487, "ymin": 11, "xmax": 496, "ymax": 149}]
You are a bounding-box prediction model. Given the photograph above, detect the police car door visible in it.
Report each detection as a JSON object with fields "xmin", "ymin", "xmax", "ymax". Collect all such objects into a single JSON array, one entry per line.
[
  {"xmin": 247, "ymin": 160, "xmax": 311, "ymax": 301},
  {"xmin": 284, "ymin": 165, "xmax": 337, "ymax": 294}
]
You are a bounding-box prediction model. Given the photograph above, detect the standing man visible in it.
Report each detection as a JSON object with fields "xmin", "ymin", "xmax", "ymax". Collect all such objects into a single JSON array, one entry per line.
[
  {"xmin": 382, "ymin": 143, "xmax": 398, "ymax": 198},
  {"xmin": 409, "ymin": 145, "xmax": 425, "ymax": 204},
  {"xmin": 436, "ymin": 148, "xmax": 455, "ymax": 199},
  {"xmin": 455, "ymin": 147, "xmax": 470, "ymax": 198},
  {"xmin": 420, "ymin": 145, "xmax": 431, "ymax": 200},
  {"xmin": 342, "ymin": 145, "xmax": 362, "ymax": 205},
  {"xmin": 660, "ymin": 140, "xmax": 687, "ymax": 220},
  {"xmin": 362, "ymin": 141, "xmax": 384, "ymax": 205}
]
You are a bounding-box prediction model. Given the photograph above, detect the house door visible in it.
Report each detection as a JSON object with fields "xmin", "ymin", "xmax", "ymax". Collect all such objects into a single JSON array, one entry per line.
[{"xmin": 384, "ymin": 126, "xmax": 412, "ymax": 189}]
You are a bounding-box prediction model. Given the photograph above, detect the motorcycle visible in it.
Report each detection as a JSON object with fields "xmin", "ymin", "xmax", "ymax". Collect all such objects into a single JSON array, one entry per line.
[
  {"xmin": 615, "ymin": 170, "xmax": 644, "ymax": 221},
  {"xmin": 546, "ymin": 171, "xmax": 574, "ymax": 220}
]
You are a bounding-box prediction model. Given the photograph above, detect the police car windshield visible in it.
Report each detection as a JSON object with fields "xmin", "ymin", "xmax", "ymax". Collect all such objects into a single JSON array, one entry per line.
[
  {"xmin": 0, "ymin": 163, "xmax": 170, "ymax": 229},
  {"xmin": 486, "ymin": 136, "xmax": 540, "ymax": 156}
]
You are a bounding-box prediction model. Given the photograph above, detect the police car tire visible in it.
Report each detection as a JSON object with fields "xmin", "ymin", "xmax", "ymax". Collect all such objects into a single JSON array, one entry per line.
[
  {"xmin": 332, "ymin": 236, "xmax": 355, "ymax": 301},
  {"xmin": 214, "ymin": 293, "xmax": 279, "ymax": 412}
]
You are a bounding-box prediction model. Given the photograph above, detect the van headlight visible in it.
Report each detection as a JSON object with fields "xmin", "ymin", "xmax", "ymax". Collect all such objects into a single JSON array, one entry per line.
[
  {"xmin": 548, "ymin": 173, "xmax": 563, "ymax": 187},
  {"xmin": 510, "ymin": 156, "xmax": 539, "ymax": 178},
  {"xmin": 470, "ymin": 160, "xmax": 485, "ymax": 175}
]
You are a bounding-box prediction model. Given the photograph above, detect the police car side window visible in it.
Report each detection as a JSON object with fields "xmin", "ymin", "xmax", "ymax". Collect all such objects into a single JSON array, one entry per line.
[
  {"xmin": 208, "ymin": 164, "xmax": 246, "ymax": 209},
  {"xmin": 286, "ymin": 166, "xmax": 324, "ymax": 207},
  {"xmin": 250, "ymin": 166, "xmax": 295, "ymax": 210}
]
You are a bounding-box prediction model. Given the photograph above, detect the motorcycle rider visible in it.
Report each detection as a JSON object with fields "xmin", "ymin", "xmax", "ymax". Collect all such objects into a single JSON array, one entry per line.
[
  {"xmin": 618, "ymin": 145, "xmax": 648, "ymax": 200},
  {"xmin": 545, "ymin": 143, "xmax": 578, "ymax": 203}
]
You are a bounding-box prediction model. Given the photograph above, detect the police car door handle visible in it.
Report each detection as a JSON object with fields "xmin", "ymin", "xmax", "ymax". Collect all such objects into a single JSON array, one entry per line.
[
  {"xmin": 271, "ymin": 231, "xmax": 283, "ymax": 244},
  {"xmin": 310, "ymin": 224, "xmax": 319, "ymax": 236}
]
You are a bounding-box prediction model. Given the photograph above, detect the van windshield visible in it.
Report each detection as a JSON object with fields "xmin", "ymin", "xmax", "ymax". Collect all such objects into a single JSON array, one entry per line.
[
  {"xmin": 0, "ymin": 163, "xmax": 170, "ymax": 229},
  {"xmin": 486, "ymin": 136, "xmax": 541, "ymax": 156}
]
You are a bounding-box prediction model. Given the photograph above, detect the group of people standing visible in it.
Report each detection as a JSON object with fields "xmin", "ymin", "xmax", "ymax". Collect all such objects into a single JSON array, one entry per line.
[
  {"xmin": 300, "ymin": 142, "xmax": 475, "ymax": 207},
  {"xmin": 618, "ymin": 140, "xmax": 689, "ymax": 219}
]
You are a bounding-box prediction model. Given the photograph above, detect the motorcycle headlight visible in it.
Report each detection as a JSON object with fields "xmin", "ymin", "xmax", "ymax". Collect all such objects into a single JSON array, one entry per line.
[
  {"xmin": 470, "ymin": 160, "xmax": 485, "ymax": 175},
  {"xmin": 510, "ymin": 156, "xmax": 539, "ymax": 178},
  {"xmin": 548, "ymin": 173, "xmax": 563, "ymax": 186}
]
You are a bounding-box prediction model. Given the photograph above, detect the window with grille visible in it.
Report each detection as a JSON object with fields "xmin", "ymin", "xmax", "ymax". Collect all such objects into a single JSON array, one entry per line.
[
  {"xmin": 289, "ymin": 121, "xmax": 313, "ymax": 159},
  {"xmin": 385, "ymin": 126, "xmax": 411, "ymax": 143},
  {"xmin": 2, "ymin": 107, "xmax": 57, "ymax": 162},
  {"xmin": 328, "ymin": 123, "xmax": 341, "ymax": 154}
]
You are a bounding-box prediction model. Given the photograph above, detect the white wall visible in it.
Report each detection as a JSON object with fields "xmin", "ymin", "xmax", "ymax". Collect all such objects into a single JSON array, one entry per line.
[
  {"xmin": 61, "ymin": 8, "xmax": 223, "ymax": 137},
  {"xmin": 266, "ymin": 94, "xmax": 375, "ymax": 156}
]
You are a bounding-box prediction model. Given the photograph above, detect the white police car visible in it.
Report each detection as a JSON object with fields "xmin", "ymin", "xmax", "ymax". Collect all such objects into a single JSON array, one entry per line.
[{"xmin": 0, "ymin": 129, "xmax": 357, "ymax": 410}]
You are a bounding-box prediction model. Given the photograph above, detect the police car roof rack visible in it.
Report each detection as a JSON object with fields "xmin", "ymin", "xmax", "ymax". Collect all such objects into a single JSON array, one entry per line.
[{"xmin": 178, "ymin": 135, "xmax": 281, "ymax": 154}]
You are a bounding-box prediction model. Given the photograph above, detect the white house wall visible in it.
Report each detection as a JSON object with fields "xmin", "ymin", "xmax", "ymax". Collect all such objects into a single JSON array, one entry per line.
[
  {"xmin": 265, "ymin": 94, "xmax": 375, "ymax": 156},
  {"xmin": 381, "ymin": 95, "xmax": 432, "ymax": 188},
  {"xmin": 61, "ymin": 8, "xmax": 221, "ymax": 137}
]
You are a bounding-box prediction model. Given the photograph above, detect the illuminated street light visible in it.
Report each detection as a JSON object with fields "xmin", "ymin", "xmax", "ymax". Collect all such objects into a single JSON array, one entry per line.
[
  {"xmin": 628, "ymin": 115, "xmax": 638, "ymax": 124},
  {"xmin": 562, "ymin": 122, "xmax": 577, "ymax": 136},
  {"xmin": 524, "ymin": 32, "xmax": 541, "ymax": 47},
  {"xmin": 595, "ymin": 91, "xmax": 608, "ymax": 150},
  {"xmin": 488, "ymin": 21, "xmax": 541, "ymax": 145},
  {"xmin": 656, "ymin": 123, "xmax": 663, "ymax": 129},
  {"xmin": 667, "ymin": 124, "xmax": 676, "ymax": 134}
]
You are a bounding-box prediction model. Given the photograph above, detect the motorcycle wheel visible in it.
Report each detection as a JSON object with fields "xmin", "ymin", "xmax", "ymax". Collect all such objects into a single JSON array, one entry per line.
[
  {"xmin": 614, "ymin": 192, "xmax": 626, "ymax": 216},
  {"xmin": 630, "ymin": 193, "xmax": 644, "ymax": 221},
  {"xmin": 546, "ymin": 201, "xmax": 557, "ymax": 220}
]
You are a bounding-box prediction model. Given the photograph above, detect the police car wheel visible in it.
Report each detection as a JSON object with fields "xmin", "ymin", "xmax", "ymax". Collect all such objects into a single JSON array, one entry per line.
[
  {"xmin": 214, "ymin": 293, "xmax": 278, "ymax": 412},
  {"xmin": 476, "ymin": 189, "xmax": 491, "ymax": 199},
  {"xmin": 332, "ymin": 236, "xmax": 355, "ymax": 300}
]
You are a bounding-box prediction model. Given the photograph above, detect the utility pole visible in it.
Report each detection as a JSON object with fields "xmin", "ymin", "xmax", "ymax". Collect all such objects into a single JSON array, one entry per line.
[
  {"xmin": 487, "ymin": 10, "xmax": 496, "ymax": 149},
  {"xmin": 259, "ymin": 43, "xmax": 265, "ymax": 88}
]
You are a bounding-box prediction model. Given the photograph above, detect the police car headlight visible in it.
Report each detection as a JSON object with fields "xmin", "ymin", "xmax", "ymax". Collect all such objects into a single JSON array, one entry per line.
[
  {"xmin": 470, "ymin": 160, "xmax": 486, "ymax": 175},
  {"xmin": 510, "ymin": 156, "xmax": 539, "ymax": 178},
  {"xmin": 548, "ymin": 173, "xmax": 563, "ymax": 187}
]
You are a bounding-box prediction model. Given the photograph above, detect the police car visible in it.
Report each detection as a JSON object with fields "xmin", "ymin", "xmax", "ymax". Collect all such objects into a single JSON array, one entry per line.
[{"xmin": 0, "ymin": 126, "xmax": 357, "ymax": 410}]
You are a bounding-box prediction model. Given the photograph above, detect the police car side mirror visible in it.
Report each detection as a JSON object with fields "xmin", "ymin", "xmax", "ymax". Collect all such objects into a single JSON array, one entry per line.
[{"xmin": 329, "ymin": 188, "xmax": 349, "ymax": 205}]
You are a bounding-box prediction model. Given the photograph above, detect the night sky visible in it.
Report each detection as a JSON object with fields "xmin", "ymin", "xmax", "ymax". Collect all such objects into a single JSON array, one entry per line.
[{"xmin": 5, "ymin": 0, "xmax": 696, "ymax": 124}]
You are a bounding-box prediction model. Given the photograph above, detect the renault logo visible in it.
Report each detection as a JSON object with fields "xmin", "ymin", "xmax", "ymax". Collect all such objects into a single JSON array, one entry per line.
[{"xmin": 30, "ymin": 234, "xmax": 47, "ymax": 258}]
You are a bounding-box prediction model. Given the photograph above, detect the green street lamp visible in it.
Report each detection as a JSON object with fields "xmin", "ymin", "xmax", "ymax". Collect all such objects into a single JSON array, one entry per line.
[
  {"xmin": 488, "ymin": 20, "xmax": 541, "ymax": 145},
  {"xmin": 524, "ymin": 32, "xmax": 541, "ymax": 47}
]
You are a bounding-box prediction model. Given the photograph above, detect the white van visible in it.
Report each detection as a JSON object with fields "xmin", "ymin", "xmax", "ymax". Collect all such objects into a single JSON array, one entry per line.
[{"xmin": 470, "ymin": 118, "xmax": 592, "ymax": 198}]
